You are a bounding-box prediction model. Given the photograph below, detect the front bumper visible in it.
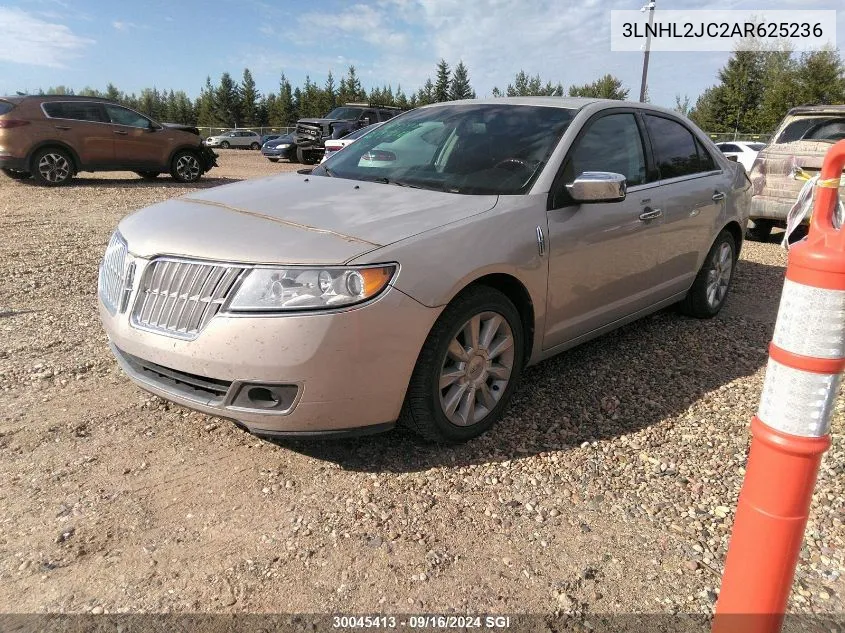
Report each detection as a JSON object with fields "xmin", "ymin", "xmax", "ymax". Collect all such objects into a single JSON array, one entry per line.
[
  {"xmin": 200, "ymin": 147, "xmax": 218, "ymax": 171},
  {"xmin": 99, "ymin": 282, "xmax": 440, "ymax": 435},
  {"xmin": 261, "ymin": 146, "xmax": 294, "ymax": 159}
]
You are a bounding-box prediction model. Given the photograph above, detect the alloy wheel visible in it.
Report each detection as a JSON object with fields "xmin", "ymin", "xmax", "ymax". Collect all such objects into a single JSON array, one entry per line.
[
  {"xmin": 706, "ymin": 242, "xmax": 733, "ymax": 309},
  {"xmin": 37, "ymin": 153, "xmax": 71, "ymax": 183},
  {"xmin": 176, "ymin": 155, "xmax": 201, "ymax": 181},
  {"xmin": 438, "ymin": 311, "xmax": 515, "ymax": 426}
]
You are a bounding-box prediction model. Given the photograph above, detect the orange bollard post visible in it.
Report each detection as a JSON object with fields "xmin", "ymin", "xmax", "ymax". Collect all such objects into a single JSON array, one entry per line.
[{"xmin": 713, "ymin": 139, "xmax": 845, "ymax": 633}]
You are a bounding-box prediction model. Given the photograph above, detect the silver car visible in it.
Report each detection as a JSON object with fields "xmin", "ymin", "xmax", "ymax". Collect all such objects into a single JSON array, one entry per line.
[
  {"xmin": 205, "ymin": 129, "xmax": 261, "ymax": 149},
  {"xmin": 98, "ymin": 98, "xmax": 750, "ymax": 443}
]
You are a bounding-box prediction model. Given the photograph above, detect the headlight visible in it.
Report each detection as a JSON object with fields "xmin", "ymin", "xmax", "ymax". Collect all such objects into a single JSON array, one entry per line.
[
  {"xmin": 227, "ymin": 265, "xmax": 396, "ymax": 311},
  {"xmin": 277, "ymin": 143, "xmax": 290, "ymax": 149}
]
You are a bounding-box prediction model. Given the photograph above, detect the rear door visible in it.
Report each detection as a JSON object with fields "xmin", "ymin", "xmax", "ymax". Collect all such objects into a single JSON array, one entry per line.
[
  {"xmin": 543, "ymin": 110, "xmax": 664, "ymax": 349},
  {"xmin": 41, "ymin": 101, "xmax": 113, "ymax": 167},
  {"xmin": 643, "ymin": 114, "xmax": 729, "ymax": 296},
  {"xmin": 104, "ymin": 104, "xmax": 166, "ymax": 167}
]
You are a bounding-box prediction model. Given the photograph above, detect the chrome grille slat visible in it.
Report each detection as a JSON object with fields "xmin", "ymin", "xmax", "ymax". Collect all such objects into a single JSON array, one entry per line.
[
  {"xmin": 98, "ymin": 232, "xmax": 129, "ymax": 314},
  {"xmin": 132, "ymin": 259, "xmax": 244, "ymax": 339}
]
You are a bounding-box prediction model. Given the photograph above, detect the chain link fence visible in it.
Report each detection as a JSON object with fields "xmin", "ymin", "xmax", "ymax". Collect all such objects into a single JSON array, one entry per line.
[
  {"xmin": 197, "ymin": 126, "xmax": 296, "ymax": 139},
  {"xmin": 704, "ymin": 132, "xmax": 771, "ymax": 144}
]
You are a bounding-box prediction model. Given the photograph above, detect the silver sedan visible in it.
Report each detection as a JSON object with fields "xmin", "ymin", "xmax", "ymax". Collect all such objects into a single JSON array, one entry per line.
[{"xmin": 99, "ymin": 98, "xmax": 750, "ymax": 442}]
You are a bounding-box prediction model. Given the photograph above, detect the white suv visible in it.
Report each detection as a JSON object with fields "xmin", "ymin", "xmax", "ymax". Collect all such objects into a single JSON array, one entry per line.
[{"xmin": 205, "ymin": 130, "xmax": 261, "ymax": 149}]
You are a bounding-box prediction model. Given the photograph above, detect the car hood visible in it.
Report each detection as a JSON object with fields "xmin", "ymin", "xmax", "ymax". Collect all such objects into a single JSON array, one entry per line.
[
  {"xmin": 267, "ymin": 135, "xmax": 294, "ymax": 146},
  {"xmin": 298, "ymin": 118, "xmax": 348, "ymax": 126},
  {"xmin": 118, "ymin": 174, "xmax": 498, "ymax": 265}
]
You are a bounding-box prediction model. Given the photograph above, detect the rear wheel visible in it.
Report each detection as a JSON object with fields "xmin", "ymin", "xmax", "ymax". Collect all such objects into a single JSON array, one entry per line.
[
  {"xmin": 679, "ymin": 230, "xmax": 736, "ymax": 318},
  {"xmin": 170, "ymin": 150, "xmax": 203, "ymax": 183},
  {"xmin": 399, "ymin": 286, "xmax": 524, "ymax": 443},
  {"xmin": 1, "ymin": 168, "xmax": 31, "ymax": 180},
  {"xmin": 136, "ymin": 171, "xmax": 160, "ymax": 181},
  {"xmin": 250, "ymin": 142, "xmax": 260, "ymax": 150},
  {"xmin": 31, "ymin": 148, "xmax": 74, "ymax": 186},
  {"xmin": 745, "ymin": 219, "xmax": 774, "ymax": 242}
]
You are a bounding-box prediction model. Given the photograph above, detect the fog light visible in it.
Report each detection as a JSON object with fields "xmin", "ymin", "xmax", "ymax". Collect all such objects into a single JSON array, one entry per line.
[{"xmin": 230, "ymin": 382, "xmax": 298, "ymax": 412}]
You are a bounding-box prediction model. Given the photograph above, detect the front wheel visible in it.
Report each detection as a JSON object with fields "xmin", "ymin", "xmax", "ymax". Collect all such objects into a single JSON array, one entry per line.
[
  {"xmin": 400, "ymin": 286, "xmax": 524, "ymax": 443},
  {"xmin": 679, "ymin": 230, "xmax": 736, "ymax": 318},
  {"xmin": 220, "ymin": 141, "xmax": 230, "ymax": 149},
  {"xmin": 170, "ymin": 150, "xmax": 203, "ymax": 183},
  {"xmin": 296, "ymin": 146, "xmax": 318, "ymax": 165}
]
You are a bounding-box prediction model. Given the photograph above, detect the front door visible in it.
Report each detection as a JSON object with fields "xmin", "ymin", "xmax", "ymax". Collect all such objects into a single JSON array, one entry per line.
[
  {"xmin": 543, "ymin": 111, "xmax": 663, "ymax": 350},
  {"xmin": 105, "ymin": 104, "xmax": 165, "ymax": 167}
]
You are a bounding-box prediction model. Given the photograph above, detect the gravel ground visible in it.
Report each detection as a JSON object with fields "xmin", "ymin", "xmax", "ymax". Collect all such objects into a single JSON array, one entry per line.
[{"xmin": 0, "ymin": 150, "xmax": 842, "ymax": 618}]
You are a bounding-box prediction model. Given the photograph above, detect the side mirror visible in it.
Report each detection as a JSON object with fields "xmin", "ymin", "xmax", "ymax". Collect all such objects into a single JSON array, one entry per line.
[
  {"xmin": 566, "ymin": 172, "xmax": 627, "ymax": 203},
  {"xmin": 362, "ymin": 117, "xmax": 371, "ymax": 125}
]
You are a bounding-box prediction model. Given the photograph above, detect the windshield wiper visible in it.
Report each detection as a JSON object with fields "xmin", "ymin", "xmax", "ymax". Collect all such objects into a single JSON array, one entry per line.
[{"xmin": 367, "ymin": 176, "xmax": 423, "ymax": 189}]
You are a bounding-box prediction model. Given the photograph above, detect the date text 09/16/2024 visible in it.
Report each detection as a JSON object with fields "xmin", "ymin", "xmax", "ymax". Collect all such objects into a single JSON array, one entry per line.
[{"xmin": 332, "ymin": 615, "xmax": 513, "ymax": 629}]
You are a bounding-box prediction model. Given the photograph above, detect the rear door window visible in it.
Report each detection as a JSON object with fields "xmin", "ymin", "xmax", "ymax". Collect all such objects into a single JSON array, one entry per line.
[
  {"xmin": 0, "ymin": 101, "xmax": 14, "ymax": 115},
  {"xmin": 43, "ymin": 101, "xmax": 106, "ymax": 122},
  {"xmin": 695, "ymin": 138, "xmax": 717, "ymax": 172},
  {"xmin": 644, "ymin": 115, "xmax": 705, "ymax": 179}
]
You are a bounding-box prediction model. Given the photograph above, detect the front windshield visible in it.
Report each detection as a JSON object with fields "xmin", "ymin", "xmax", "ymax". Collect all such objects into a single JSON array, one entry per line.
[
  {"xmin": 326, "ymin": 107, "xmax": 364, "ymax": 120},
  {"xmin": 313, "ymin": 104, "xmax": 576, "ymax": 195}
]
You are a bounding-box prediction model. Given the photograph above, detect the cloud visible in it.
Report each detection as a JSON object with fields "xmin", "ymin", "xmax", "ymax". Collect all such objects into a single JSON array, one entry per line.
[
  {"xmin": 111, "ymin": 20, "xmax": 137, "ymax": 31},
  {"xmin": 0, "ymin": 7, "xmax": 94, "ymax": 68},
  {"xmin": 296, "ymin": 3, "xmax": 410, "ymax": 48}
]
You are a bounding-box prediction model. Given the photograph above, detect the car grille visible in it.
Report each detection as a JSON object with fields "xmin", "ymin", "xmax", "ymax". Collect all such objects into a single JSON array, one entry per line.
[
  {"xmin": 99, "ymin": 232, "xmax": 133, "ymax": 314},
  {"xmin": 296, "ymin": 124, "xmax": 320, "ymax": 138},
  {"xmin": 131, "ymin": 259, "xmax": 245, "ymax": 338}
]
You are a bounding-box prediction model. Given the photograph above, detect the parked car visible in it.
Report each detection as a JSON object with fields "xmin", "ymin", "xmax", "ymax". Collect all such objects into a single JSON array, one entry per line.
[
  {"xmin": 319, "ymin": 124, "xmax": 377, "ymax": 163},
  {"xmin": 294, "ymin": 104, "xmax": 401, "ymax": 164},
  {"xmin": 261, "ymin": 132, "xmax": 296, "ymax": 162},
  {"xmin": 0, "ymin": 95, "xmax": 217, "ymax": 186},
  {"xmin": 746, "ymin": 105, "xmax": 845, "ymax": 241},
  {"xmin": 98, "ymin": 97, "xmax": 749, "ymax": 443},
  {"xmin": 205, "ymin": 129, "xmax": 262, "ymax": 149},
  {"xmin": 715, "ymin": 141, "xmax": 765, "ymax": 171},
  {"xmin": 261, "ymin": 133, "xmax": 283, "ymax": 145}
]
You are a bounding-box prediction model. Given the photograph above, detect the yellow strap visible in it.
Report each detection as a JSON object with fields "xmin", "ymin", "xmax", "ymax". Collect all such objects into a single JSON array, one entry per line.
[{"xmin": 817, "ymin": 177, "xmax": 841, "ymax": 189}]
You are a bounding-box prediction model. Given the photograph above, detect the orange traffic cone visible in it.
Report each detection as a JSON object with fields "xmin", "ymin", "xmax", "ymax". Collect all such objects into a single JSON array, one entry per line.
[{"xmin": 712, "ymin": 139, "xmax": 845, "ymax": 633}]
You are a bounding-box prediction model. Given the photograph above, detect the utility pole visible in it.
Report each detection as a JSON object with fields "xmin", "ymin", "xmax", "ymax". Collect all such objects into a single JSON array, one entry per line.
[{"xmin": 639, "ymin": 0, "xmax": 656, "ymax": 103}]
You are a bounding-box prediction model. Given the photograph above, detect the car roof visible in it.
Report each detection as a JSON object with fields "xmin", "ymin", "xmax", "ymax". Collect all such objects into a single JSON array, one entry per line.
[
  {"xmin": 418, "ymin": 96, "xmax": 684, "ymax": 117},
  {"xmin": 787, "ymin": 105, "xmax": 845, "ymax": 115},
  {"xmin": 4, "ymin": 94, "xmax": 119, "ymax": 104}
]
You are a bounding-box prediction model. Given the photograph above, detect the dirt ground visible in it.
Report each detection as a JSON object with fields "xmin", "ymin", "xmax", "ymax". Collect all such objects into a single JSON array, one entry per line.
[{"xmin": 0, "ymin": 150, "xmax": 842, "ymax": 619}]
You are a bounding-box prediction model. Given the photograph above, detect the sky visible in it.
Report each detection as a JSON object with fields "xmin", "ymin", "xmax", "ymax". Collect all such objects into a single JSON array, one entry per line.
[{"xmin": 0, "ymin": 0, "xmax": 843, "ymax": 108}]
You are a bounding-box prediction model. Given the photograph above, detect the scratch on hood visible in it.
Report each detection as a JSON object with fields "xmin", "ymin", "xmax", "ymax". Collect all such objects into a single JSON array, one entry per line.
[{"xmin": 182, "ymin": 197, "xmax": 381, "ymax": 246}]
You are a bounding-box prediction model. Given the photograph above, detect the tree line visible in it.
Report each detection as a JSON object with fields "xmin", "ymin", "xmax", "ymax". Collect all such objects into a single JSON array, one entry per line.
[
  {"xmin": 36, "ymin": 60, "xmax": 630, "ymax": 129},
  {"xmin": 686, "ymin": 46, "xmax": 845, "ymax": 135}
]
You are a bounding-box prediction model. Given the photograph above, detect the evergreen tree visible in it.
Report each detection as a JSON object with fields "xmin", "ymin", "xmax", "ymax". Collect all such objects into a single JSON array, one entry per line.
[
  {"xmin": 321, "ymin": 70, "xmax": 337, "ymax": 113},
  {"xmin": 434, "ymin": 59, "xmax": 450, "ymax": 102},
  {"xmin": 449, "ymin": 61, "xmax": 475, "ymax": 100},
  {"xmin": 395, "ymin": 85, "xmax": 409, "ymax": 109},
  {"xmin": 417, "ymin": 77, "xmax": 435, "ymax": 105},
  {"xmin": 105, "ymin": 83, "xmax": 121, "ymax": 102},
  {"xmin": 568, "ymin": 74, "xmax": 629, "ymax": 100},
  {"xmin": 240, "ymin": 68, "xmax": 259, "ymax": 125},
  {"xmin": 196, "ymin": 76, "xmax": 217, "ymax": 126},
  {"xmin": 214, "ymin": 72, "xmax": 241, "ymax": 127},
  {"xmin": 798, "ymin": 47, "xmax": 845, "ymax": 105}
]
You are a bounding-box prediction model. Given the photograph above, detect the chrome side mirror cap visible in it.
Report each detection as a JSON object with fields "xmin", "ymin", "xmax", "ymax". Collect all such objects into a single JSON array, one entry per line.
[{"xmin": 566, "ymin": 171, "xmax": 627, "ymax": 203}]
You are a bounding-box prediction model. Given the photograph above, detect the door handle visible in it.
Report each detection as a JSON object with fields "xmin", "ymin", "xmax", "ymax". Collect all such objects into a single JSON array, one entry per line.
[
  {"xmin": 54, "ymin": 125, "xmax": 71, "ymax": 131},
  {"xmin": 712, "ymin": 190, "xmax": 726, "ymax": 202},
  {"xmin": 639, "ymin": 207, "xmax": 663, "ymax": 221},
  {"xmin": 113, "ymin": 130, "xmax": 128, "ymax": 135}
]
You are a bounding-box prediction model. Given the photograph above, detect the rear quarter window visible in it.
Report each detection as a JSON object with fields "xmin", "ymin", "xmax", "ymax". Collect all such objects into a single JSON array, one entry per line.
[
  {"xmin": 43, "ymin": 101, "xmax": 105, "ymax": 122},
  {"xmin": 0, "ymin": 101, "xmax": 14, "ymax": 115}
]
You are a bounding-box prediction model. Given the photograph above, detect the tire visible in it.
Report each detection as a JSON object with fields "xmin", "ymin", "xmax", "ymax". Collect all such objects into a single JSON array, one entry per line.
[
  {"xmin": 1, "ymin": 168, "xmax": 31, "ymax": 180},
  {"xmin": 745, "ymin": 219, "xmax": 774, "ymax": 242},
  {"xmin": 679, "ymin": 230, "xmax": 737, "ymax": 318},
  {"xmin": 220, "ymin": 141, "xmax": 230, "ymax": 149},
  {"xmin": 399, "ymin": 286, "xmax": 525, "ymax": 443},
  {"xmin": 135, "ymin": 171, "xmax": 160, "ymax": 181},
  {"xmin": 250, "ymin": 142, "xmax": 260, "ymax": 150},
  {"xmin": 267, "ymin": 158, "xmax": 279, "ymax": 163},
  {"xmin": 170, "ymin": 150, "xmax": 203, "ymax": 183},
  {"xmin": 31, "ymin": 147, "xmax": 74, "ymax": 186},
  {"xmin": 296, "ymin": 146, "xmax": 318, "ymax": 165}
]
